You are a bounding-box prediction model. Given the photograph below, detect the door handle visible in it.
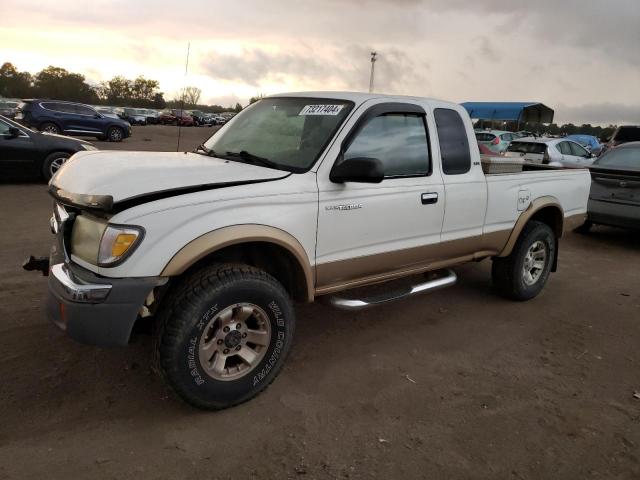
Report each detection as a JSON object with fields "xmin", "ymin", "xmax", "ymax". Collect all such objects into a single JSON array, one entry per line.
[{"xmin": 421, "ymin": 192, "xmax": 438, "ymax": 205}]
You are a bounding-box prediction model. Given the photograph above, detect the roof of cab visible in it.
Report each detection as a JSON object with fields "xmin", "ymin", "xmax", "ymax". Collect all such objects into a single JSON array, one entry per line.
[{"xmin": 266, "ymin": 91, "xmax": 457, "ymax": 107}]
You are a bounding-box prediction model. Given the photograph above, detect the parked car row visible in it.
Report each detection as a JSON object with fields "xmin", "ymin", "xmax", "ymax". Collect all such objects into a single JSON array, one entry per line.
[
  {"xmin": 8, "ymin": 97, "xmax": 239, "ymax": 144},
  {"xmin": 157, "ymin": 109, "xmax": 231, "ymax": 126},
  {"xmin": 95, "ymin": 105, "xmax": 235, "ymax": 127}
]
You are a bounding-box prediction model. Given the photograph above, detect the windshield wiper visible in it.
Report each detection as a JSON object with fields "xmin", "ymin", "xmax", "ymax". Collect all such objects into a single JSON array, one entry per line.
[
  {"xmin": 195, "ymin": 143, "xmax": 221, "ymax": 158},
  {"xmin": 195, "ymin": 143, "xmax": 211, "ymax": 155},
  {"xmin": 224, "ymin": 150, "xmax": 281, "ymax": 170}
]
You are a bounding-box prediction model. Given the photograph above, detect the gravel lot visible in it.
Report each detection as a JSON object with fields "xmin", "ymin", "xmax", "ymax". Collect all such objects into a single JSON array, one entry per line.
[{"xmin": 1, "ymin": 125, "xmax": 639, "ymax": 479}]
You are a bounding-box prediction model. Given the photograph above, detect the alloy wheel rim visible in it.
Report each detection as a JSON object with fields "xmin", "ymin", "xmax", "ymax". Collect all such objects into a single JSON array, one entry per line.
[
  {"xmin": 523, "ymin": 240, "xmax": 547, "ymax": 286},
  {"xmin": 110, "ymin": 129, "xmax": 122, "ymax": 141},
  {"xmin": 43, "ymin": 125, "xmax": 58, "ymax": 134},
  {"xmin": 198, "ymin": 303, "xmax": 272, "ymax": 381},
  {"xmin": 49, "ymin": 157, "xmax": 67, "ymax": 176}
]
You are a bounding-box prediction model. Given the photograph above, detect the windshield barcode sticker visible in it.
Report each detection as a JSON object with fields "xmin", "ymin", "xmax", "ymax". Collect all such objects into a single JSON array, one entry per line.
[{"xmin": 299, "ymin": 104, "xmax": 344, "ymax": 116}]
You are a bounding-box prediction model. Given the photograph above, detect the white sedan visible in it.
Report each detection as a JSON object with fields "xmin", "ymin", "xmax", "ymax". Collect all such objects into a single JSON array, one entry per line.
[{"xmin": 505, "ymin": 137, "xmax": 596, "ymax": 168}]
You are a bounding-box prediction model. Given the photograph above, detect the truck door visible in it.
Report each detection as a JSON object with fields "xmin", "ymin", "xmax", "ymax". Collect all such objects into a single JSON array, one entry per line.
[
  {"xmin": 315, "ymin": 101, "xmax": 445, "ymax": 291},
  {"xmin": 433, "ymin": 107, "xmax": 489, "ymax": 254}
]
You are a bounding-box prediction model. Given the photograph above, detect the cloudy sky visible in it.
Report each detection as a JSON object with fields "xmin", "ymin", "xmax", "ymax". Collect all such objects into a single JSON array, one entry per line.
[{"xmin": 1, "ymin": 0, "xmax": 638, "ymax": 124}]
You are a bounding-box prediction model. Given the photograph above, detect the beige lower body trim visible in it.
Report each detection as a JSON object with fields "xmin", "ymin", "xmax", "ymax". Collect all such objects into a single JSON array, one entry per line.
[
  {"xmin": 498, "ymin": 196, "xmax": 563, "ymax": 257},
  {"xmin": 314, "ymin": 230, "xmax": 510, "ymax": 296},
  {"xmin": 563, "ymin": 213, "xmax": 587, "ymax": 234},
  {"xmin": 161, "ymin": 225, "xmax": 315, "ymax": 302}
]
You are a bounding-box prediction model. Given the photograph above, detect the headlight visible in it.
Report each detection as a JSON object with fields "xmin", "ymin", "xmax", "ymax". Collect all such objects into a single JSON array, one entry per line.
[
  {"xmin": 81, "ymin": 144, "xmax": 98, "ymax": 151},
  {"xmin": 71, "ymin": 215, "xmax": 144, "ymax": 267},
  {"xmin": 98, "ymin": 224, "xmax": 144, "ymax": 266}
]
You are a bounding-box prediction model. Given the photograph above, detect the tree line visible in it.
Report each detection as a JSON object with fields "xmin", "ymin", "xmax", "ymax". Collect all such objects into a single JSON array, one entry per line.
[{"xmin": 0, "ymin": 62, "xmax": 242, "ymax": 112}]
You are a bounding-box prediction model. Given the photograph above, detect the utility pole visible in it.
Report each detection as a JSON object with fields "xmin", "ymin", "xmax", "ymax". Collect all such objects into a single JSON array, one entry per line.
[{"xmin": 369, "ymin": 51, "xmax": 377, "ymax": 93}]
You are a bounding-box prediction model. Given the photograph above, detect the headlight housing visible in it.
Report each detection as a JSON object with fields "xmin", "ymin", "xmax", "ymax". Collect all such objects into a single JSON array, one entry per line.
[
  {"xmin": 71, "ymin": 215, "xmax": 144, "ymax": 267},
  {"xmin": 98, "ymin": 224, "xmax": 144, "ymax": 266}
]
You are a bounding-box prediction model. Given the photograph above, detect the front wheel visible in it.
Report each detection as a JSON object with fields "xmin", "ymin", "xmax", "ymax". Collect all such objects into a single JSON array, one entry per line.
[
  {"xmin": 154, "ymin": 264, "xmax": 296, "ymax": 410},
  {"xmin": 42, "ymin": 151, "xmax": 70, "ymax": 180},
  {"xmin": 492, "ymin": 220, "xmax": 556, "ymax": 301},
  {"xmin": 107, "ymin": 126, "xmax": 124, "ymax": 142}
]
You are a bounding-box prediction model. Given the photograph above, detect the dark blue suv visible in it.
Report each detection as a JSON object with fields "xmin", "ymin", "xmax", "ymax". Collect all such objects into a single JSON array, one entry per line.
[{"xmin": 16, "ymin": 99, "xmax": 131, "ymax": 142}]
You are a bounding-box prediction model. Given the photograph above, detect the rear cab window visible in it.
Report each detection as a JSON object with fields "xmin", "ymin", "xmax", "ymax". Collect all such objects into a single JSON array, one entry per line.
[{"xmin": 434, "ymin": 108, "xmax": 471, "ymax": 175}]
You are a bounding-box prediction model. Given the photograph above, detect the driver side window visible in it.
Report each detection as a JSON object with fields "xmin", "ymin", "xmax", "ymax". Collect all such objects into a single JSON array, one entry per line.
[
  {"xmin": 569, "ymin": 142, "xmax": 588, "ymax": 157},
  {"xmin": 344, "ymin": 113, "xmax": 430, "ymax": 178},
  {"xmin": 557, "ymin": 142, "xmax": 572, "ymax": 155}
]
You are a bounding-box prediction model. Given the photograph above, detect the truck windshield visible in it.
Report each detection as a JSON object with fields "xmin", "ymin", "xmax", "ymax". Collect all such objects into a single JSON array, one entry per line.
[{"xmin": 202, "ymin": 97, "xmax": 354, "ymax": 172}]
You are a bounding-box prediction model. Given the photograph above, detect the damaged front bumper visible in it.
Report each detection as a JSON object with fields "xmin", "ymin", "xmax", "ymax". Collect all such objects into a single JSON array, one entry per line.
[
  {"xmin": 47, "ymin": 259, "xmax": 165, "ymax": 346},
  {"xmin": 26, "ymin": 201, "xmax": 166, "ymax": 347}
]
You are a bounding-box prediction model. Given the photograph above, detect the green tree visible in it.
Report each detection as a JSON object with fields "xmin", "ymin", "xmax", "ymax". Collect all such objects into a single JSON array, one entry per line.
[
  {"xmin": 98, "ymin": 75, "xmax": 132, "ymax": 105},
  {"xmin": 0, "ymin": 62, "xmax": 33, "ymax": 98},
  {"xmin": 34, "ymin": 66, "xmax": 97, "ymax": 103},
  {"xmin": 152, "ymin": 92, "xmax": 166, "ymax": 109},
  {"xmin": 131, "ymin": 76, "xmax": 160, "ymax": 106},
  {"xmin": 233, "ymin": 102, "xmax": 243, "ymax": 113},
  {"xmin": 249, "ymin": 94, "xmax": 265, "ymax": 105}
]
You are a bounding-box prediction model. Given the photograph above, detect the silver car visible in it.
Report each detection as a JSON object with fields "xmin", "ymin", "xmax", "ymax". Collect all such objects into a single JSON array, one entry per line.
[{"xmin": 505, "ymin": 137, "xmax": 595, "ymax": 168}]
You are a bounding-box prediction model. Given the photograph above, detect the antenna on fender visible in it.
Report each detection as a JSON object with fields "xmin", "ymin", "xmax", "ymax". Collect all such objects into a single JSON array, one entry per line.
[{"xmin": 176, "ymin": 42, "xmax": 191, "ymax": 152}]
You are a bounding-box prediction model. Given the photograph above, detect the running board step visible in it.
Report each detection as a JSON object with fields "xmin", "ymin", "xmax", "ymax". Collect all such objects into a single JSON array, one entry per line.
[{"xmin": 326, "ymin": 269, "xmax": 457, "ymax": 311}]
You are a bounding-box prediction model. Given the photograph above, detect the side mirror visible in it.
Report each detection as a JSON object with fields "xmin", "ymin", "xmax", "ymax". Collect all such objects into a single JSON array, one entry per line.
[
  {"xmin": 7, "ymin": 126, "xmax": 20, "ymax": 138},
  {"xmin": 330, "ymin": 156, "xmax": 384, "ymax": 183}
]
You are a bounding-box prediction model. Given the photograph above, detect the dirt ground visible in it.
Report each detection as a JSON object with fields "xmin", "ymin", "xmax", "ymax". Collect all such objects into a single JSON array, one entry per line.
[{"xmin": 1, "ymin": 125, "xmax": 639, "ymax": 479}]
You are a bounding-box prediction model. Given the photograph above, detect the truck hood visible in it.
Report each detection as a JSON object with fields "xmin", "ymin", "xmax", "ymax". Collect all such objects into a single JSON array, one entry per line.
[{"xmin": 50, "ymin": 150, "xmax": 290, "ymax": 212}]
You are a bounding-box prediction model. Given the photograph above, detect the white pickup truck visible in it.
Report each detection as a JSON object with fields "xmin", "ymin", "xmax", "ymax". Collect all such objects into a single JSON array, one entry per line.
[{"xmin": 34, "ymin": 92, "xmax": 590, "ymax": 409}]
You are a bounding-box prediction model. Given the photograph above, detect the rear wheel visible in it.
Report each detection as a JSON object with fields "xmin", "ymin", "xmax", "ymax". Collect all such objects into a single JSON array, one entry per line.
[
  {"xmin": 40, "ymin": 122, "xmax": 61, "ymax": 135},
  {"xmin": 492, "ymin": 220, "xmax": 556, "ymax": 301},
  {"xmin": 41, "ymin": 151, "xmax": 70, "ymax": 180},
  {"xmin": 154, "ymin": 263, "xmax": 296, "ymax": 410},
  {"xmin": 107, "ymin": 126, "xmax": 124, "ymax": 142}
]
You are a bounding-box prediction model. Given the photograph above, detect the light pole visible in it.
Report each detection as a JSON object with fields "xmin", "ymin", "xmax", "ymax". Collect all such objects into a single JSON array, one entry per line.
[{"xmin": 369, "ymin": 51, "xmax": 377, "ymax": 93}]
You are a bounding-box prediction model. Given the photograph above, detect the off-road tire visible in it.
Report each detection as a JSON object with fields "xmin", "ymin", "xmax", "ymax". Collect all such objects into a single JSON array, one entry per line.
[
  {"xmin": 574, "ymin": 220, "xmax": 592, "ymax": 234},
  {"xmin": 154, "ymin": 263, "xmax": 296, "ymax": 410},
  {"xmin": 41, "ymin": 151, "xmax": 70, "ymax": 180},
  {"xmin": 492, "ymin": 220, "xmax": 556, "ymax": 301}
]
